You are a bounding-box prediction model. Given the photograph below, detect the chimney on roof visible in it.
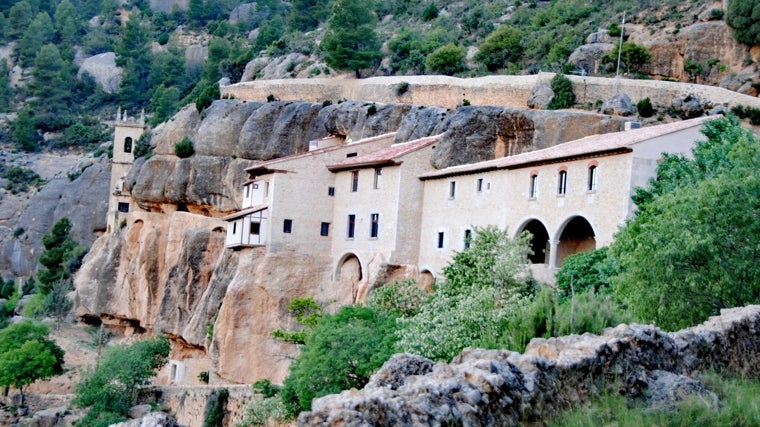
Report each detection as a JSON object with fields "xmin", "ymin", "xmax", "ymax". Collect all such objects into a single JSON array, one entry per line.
[{"xmin": 625, "ymin": 121, "xmax": 641, "ymax": 131}]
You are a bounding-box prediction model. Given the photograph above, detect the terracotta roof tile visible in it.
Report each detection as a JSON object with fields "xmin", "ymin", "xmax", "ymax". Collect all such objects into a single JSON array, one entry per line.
[{"xmin": 327, "ymin": 134, "xmax": 443, "ymax": 171}]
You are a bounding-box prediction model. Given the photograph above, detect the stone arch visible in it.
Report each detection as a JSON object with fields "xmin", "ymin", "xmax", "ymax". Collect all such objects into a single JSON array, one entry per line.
[
  {"xmin": 212, "ymin": 226, "xmax": 225, "ymax": 233},
  {"xmin": 516, "ymin": 218, "xmax": 550, "ymax": 264},
  {"xmin": 335, "ymin": 252, "xmax": 365, "ymax": 304},
  {"xmin": 555, "ymin": 215, "xmax": 596, "ymax": 267},
  {"xmin": 418, "ymin": 268, "xmax": 436, "ymax": 291}
]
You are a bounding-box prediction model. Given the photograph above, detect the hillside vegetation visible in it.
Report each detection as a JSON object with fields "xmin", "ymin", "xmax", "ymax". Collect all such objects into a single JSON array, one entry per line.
[{"xmin": 0, "ymin": 0, "xmax": 756, "ymax": 158}]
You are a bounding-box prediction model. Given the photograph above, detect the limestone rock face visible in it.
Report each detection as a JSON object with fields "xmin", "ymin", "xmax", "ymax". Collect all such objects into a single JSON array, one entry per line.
[
  {"xmin": 228, "ymin": 3, "xmax": 259, "ymax": 26},
  {"xmin": 77, "ymin": 52, "xmax": 122, "ymax": 94},
  {"xmin": 602, "ymin": 92, "xmax": 635, "ymax": 116},
  {"xmin": 0, "ymin": 155, "xmax": 109, "ymax": 278},
  {"xmin": 672, "ymin": 94, "xmax": 704, "ymax": 118},
  {"xmin": 317, "ymin": 101, "xmax": 413, "ymax": 141},
  {"xmin": 238, "ymin": 101, "xmax": 322, "ymax": 160},
  {"xmin": 195, "ymin": 101, "xmax": 262, "ymax": 157},
  {"xmin": 527, "ymin": 82, "xmax": 554, "ymax": 110},
  {"xmin": 300, "ymin": 306, "xmax": 760, "ymax": 426},
  {"xmin": 152, "ymin": 104, "xmax": 202, "ymax": 155},
  {"xmin": 568, "ymin": 43, "xmax": 614, "ymax": 75},
  {"xmin": 393, "ymin": 106, "xmax": 448, "ymax": 143}
]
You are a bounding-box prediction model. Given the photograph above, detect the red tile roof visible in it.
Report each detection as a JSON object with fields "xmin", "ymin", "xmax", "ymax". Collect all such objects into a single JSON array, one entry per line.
[
  {"xmin": 419, "ymin": 116, "xmax": 715, "ymax": 180},
  {"xmin": 327, "ymin": 134, "xmax": 443, "ymax": 172}
]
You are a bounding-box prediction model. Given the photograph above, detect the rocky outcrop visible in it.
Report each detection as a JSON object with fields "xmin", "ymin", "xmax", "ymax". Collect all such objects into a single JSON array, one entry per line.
[
  {"xmin": 0, "ymin": 155, "xmax": 109, "ymax": 279},
  {"xmin": 149, "ymin": 0, "xmax": 188, "ymax": 13},
  {"xmin": 602, "ymin": 92, "xmax": 635, "ymax": 116},
  {"xmin": 77, "ymin": 52, "xmax": 122, "ymax": 94},
  {"xmin": 300, "ymin": 305, "xmax": 760, "ymax": 426},
  {"xmin": 526, "ymin": 82, "xmax": 554, "ymax": 110}
]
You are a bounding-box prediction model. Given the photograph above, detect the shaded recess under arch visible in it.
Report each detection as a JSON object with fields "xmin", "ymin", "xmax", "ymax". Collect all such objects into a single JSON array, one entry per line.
[
  {"xmin": 418, "ymin": 269, "xmax": 435, "ymax": 291},
  {"xmin": 335, "ymin": 253, "xmax": 364, "ymax": 303},
  {"xmin": 557, "ymin": 216, "xmax": 596, "ymax": 267},
  {"xmin": 518, "ymin": 219, "xmax": 550, "ymax": 264}
]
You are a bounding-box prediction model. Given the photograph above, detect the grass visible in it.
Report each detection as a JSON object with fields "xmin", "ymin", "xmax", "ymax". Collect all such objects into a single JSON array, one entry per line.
[{"xmin": 549, "ymin": 372, "xmax": 760, "ymax": 427}]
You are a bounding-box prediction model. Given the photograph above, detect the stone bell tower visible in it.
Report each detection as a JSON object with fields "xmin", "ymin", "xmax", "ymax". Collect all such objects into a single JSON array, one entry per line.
[{"xmin": 106, "ymin": 108, "xmax": 146, "ymax": 233}]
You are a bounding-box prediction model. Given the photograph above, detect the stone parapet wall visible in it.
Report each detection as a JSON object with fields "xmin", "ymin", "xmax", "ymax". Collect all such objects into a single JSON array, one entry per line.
[
  {"xmin": 157, "ymin": 384, "xmax": 255, "ymax": 427},
  {"xmin": 222, "ymin": 74, "xmax": 760, "ymax": 111},
  {"xmin": 299, "ymin": 305, "xmax": 760, "ymax": 426}
]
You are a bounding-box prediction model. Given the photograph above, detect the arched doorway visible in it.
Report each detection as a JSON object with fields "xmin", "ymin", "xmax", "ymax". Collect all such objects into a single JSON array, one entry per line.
[
  {"xmin": 556, "ymin": 216, "xmax": 596, "ymax": 267},
  {"xmin": 335, "ymin": 253, "xmax": 363, "ymax": 304},
  {"xmin": 518, "ymin": 219, "xmax": 550, "ymax": 264},
  {"xmin": 418, "ymin": 269, "xmax": 435, "ymax": 291}
]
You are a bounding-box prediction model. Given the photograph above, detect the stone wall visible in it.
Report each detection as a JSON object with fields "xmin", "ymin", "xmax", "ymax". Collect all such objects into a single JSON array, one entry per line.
[
  {"xmin": 299, "ymin": 305, "xmax": 760, "ymax": 426},
  {"xmin": 157, "ymin": 384, "xmax": 254, "ymax": 427},
  {"xmin": 221, "ymin": 74, "xmax": 760, "ymax": 111}
]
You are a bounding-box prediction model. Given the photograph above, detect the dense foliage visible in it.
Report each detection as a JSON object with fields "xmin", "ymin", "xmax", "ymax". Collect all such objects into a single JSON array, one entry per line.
[
  {"xmin": 727, "ymin": 0, "xmax": 760, "ymax": 45},
  {"xmin": 612, "ymin": 116, "xmax": 760, "ymax": 330},
  {"xmin": 321, "ymin": 0, "xmax": 382, "ymax": 76},
  {"xmin": 0, "ymin": 321, "xmax": 65, "ymax": 399},
  {"xmin": 547, "ymin": 73, "xmax": 576, "ymax": 109},
  {"xmin": 74, "ymin": 335, "xmax": 171, "ymax": 427}
]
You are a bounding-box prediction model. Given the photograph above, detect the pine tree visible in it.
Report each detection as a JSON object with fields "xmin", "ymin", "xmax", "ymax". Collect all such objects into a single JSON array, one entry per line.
[
  {"xmin": 288, "ymin": 0, "xmax": 331, "ymax": 32},
  {"xmin": 54, "ymin": 0, "xmax": 82, "ymax": 48},
  {"xmin": 15, "ymin": 12, "xmax": 55, "ymax": 67},
  {"xmin": 7, "ymin": 1, "xmax": 33, "ymax": 40},
  {"xmin": 115, "ymin": 13, "xmax": 152, "ymax": 108},
  {"xmin": 321, "ymin": 0, "xmax": 382, "ymax": 77}
]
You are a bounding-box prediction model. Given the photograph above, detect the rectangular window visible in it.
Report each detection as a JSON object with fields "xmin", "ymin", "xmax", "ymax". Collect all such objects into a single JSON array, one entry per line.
[
  {"xmin": 351, "ymin": 170, "xmax": 359, "ymax": 192},
  {"xmin": 437, "ymin": 232, "xmax": 444, "ymax": 249},
  {"xmin": 464, "ymin": 229, "xmax": 472, "ymax": 249},
  {"xmin": 370, "ymin": 213, "xmax": 379, "ymax": 238},
  {"xmin": 558, "ymin": 171, "xmax": 568, "ymax": 195},
  {"xmin": 283, "ymin": 219, "xmax": 292, "ymax": 233},
  {"xmin": 320, "ymin": 222, "xmax": 330, "ymax": 236},
  {"xmin": 118, "ymin": 202, "xmax": 130, "ymax": 213},
  {"xmin": 374, "ymin": 168, "xmax": 382, "ymax": 189},
  {"xmin": 264, "ymin": 182, "xmax": 269, "ymax": 196},
  {"xmin": 251, "ymin": 221, "xmax": 261, "ymax": 235},
  {"xmin": 232, "ymin": 222, "xmax": 237, "ymax": 234},
  {"xmin": 529, "ymin": 174, "xmax": 538, "ymax": 198},
  {"xmin": 588, "ymin": 166, "xmax": 598, "ymax": 191},
  {"xmin": 328, "ymin": 186, "xmax": 335, "ymax": 196},
  {"xmin": 449, "ymin": 181, "xmax": 456, "ymax": 199},
  {"xmin": 347, "ymin": 215, "xmax": 356, "ymax": 238},
  {"xmin": 245, "ymin": 185, "xmax": 250, "ymax": 198},
  {"xmin": 476, "ymin": 178, "xmax": 483, "ymax": 192}
]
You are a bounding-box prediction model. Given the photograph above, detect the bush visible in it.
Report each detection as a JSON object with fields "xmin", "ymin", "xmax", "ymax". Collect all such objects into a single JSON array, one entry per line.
[
  {"xmin": 636, "ymin": 97, "xmax": 655, "ymax": 118},
  {"xmin": 425, "ymin": 43, "xmax": 466, "ymax": 75},
  {"xmin": 421, "ymin": 2, "xmax": 438, "ymax": 21},
  {"xmin": 555, "ymin": 248, "xmax": 619, "ymax": 301},
  {"xmin": 396, "ymin": 81, "xmax": 410, "ymax": 96},
  {"xmin": 547, "ymin": 73, "xmax": 576, "ymax": 110},
  {"xmin": 133, "ymin": 133, "xmax": 153, "ymax": 159},
  {"xmin": 475, "ymin": 26, "xmax": 525, "ymax": 71},
  {"xmin": 607, "ymin": 22, "xmax": 621, "ymax": 37},
  {"xmin": 238, "ymin": 397, "xmax": 288, "ymax": 427},
  {"xmin": 281, "ymin": 305, "xmax": 398, "ymax": 416},
  {"xmin": 204, "ymin": 388, "xmax": 229, "ymax": 427},
  {"xmin": 253, "ymin": 379, "xmax": 281, "ymax": 398},
  {"xmin": 174, "ymin": 137, "xmax": 194, "ymax": 158},
  {"xmin": 366, "ymin": 279, "xmax": 428, "ymax": 318},
  {"xmin": 1, "ymin": 166, "xmax": 44, "ymax": 194}
]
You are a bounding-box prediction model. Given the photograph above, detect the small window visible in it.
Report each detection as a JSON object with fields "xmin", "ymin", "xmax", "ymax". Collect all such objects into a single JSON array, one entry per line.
[
  {"xmin": 328, "ymin": 186, "xmax": 335, "ymax": 196},
  {"xmin": 476, "ymin": 178, "xmax": 483, "ymax": 192},
  {"xmin": 251, "ymin": 221, "xmax": 261, "ymax": 235},
  {"xmin": 347, "ymin": 214, "xmax": 356, "ymax": 238},
  {"xmin": 346, "ymin": 152, "xmax": 358, "ymax": 158},
  {"xmin": 588, "ymin": 165, "xmax": 598, "ymax": 191},
  {"xmin": 320, "ymin": 222, "xmax": 330, "ymax": 236},
  {"xmin": 370, "ymin": 213, "xmax": 379, "ymax": 238},
  {"xmin": 529, "ymin": 174, "xmax": 538, "ymax": 198},
  {"xmin": 557, "ymin": 170, "xmax": 568, "ymax": 195},
  {"xmin": 464, "ymin": 229, "xmax": 472, "ymax": 249},
  {"xmin": 232, "ymin": 222, "xmax": 237, "ymax": 234},
  {"xmin": 437, "ymin": 232, "xmax": 444, "ymax": 249},
  {"xmin": 283, "ymin": 219, "xmax": 292, "ymax": 233},
  {"xmin": 124, "ymin": 137, "xmax": 132, "ymax": 153},
  {"xmin": 253, "ymin": 183, "xmax": 259, "ymax": 189},
  {"xmin": 374, "ymin": 168, "xmax": 382, "ymax": 189},
  {"xmin": 245, "ymin": 185, "xmax": 250, "ymax": 198},
  {"xmin": 449, "ymin": 181, "xmax": 456, "ymax": 199},
  {"xmin": 264, "ymin": 182, "xmax": 269, "ymax": 196},
  {"xmin": 118, "ymin": 202, "xmax": 129, "ymax": 213},
  {"xmin": 351, "ymin": 171, "xmax": 359, "ymax": 192}
]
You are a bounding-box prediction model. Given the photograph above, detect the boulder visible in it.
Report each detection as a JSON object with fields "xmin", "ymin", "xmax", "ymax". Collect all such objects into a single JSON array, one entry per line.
[
  {"xmin": 228, "ymin": 3, "xmax": 258, "ymax": 26},
  {"xmin": 238, "ymin": 101, "xmax": 323, "ymax": 160},
  {"xmin": 128, "ymin": 404, "xmax": 153, "ymax": 420},
  {"xmin": 152, "ymin": 104, "xmax": 202, "ymax": 156},
  {"xmin": 586, "ymin": 30, "xmax": 615, "ymax": 44},
  {"xmin": 110, "ymin": 412, "xmax": 175, "ymax": 427},
  {"xmin": 393, "ymin": 106, "xmax": 449, "ymax": 143},
  {"xmin": 526, "ymin": 83, "xmax": 554, "ymax": 110},
  {"xmin": 601, "ymin": 93, "xmax": 635, "ymax": 116},
  {"xmin": 672, "ymin": 94, "xmax": 704, "ymax": 118},
  {"xmin": 568, "ymin": 43, "xmax": 614, "ymax": 75},
  {"xmin": 646, "ymin": 370, "xmax": 719, "ymax": 410},
  {"xmin": 194, "ymin": 100, "xmax": 262, "ymax": 157},
  {"xmin": 77, "ymin": 52, "xmax": 122, "ymax": 94},
  {"xmin": 366, "ymin": 353, "xmax": 435, "ymax": 391}
]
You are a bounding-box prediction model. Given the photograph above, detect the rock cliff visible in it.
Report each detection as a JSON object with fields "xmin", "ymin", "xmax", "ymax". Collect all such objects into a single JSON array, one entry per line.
[
  {"xmin": 75, "ymin": 99, "xmax": 629, "ymax": 386},
  {"xmin": 300, "ymin": 305, "xmax": 760, "ymax": 426}
]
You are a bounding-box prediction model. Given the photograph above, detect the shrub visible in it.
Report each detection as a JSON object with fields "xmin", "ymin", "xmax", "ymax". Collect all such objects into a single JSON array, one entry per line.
[
  {"xmin": 475, "ymin": 26, "xmax": 525, "ymax": 71},
  {"xmin": 203, "ymin": 388, "xmax": 228, "ymax": 427},
  {"xmin": 636, "ymin": 97, "xmax": 655, "ymax": 118},
  {"xmin": 253, "ymin": 379, "xmax": 281, "ymax": 398},
  {"xmin": 174, "ymin": 137, "xmax": 194, "ymax": 158},
  {"xmin": 238, "ymin": 397, "xmax": 288, "ymax": 427},
  {"xmin": 547, "ymin": 73, "xmax": 576, "ymax": 110},
  {"xmin": 421, "ymin": 2, "xmax": 438, "ymax": 21},
  {"xmin": 367, "ymin": 279, "xmax": 428, "ymax": 318},
  {"xmin": 366, "ymin": 103, "xmax": 377, "ymax": 116},
  {"xmin": 607, "ymin": 22, "xmax": 622, "ymax": 37},
  {"xmin": 425, "ymin": 43, "xmax": 466, "ymax": 75},
  {"xmin": 555, "ymin": 248, "xmax": 619, "ymax": 301},
  {"xmin": 133, "ymin": 133, "xmax": 153, "ymax": 159},
  {"xmin": 13, "ymin": 227, "xmax": 24, "ymax": 238},
  {"xmin": 396, "ymin": 81, "xmax": 410, "ymax": 96},
  {"xmin": 198, "ymin": 371, "xmax": 209, "ymax": 384}
]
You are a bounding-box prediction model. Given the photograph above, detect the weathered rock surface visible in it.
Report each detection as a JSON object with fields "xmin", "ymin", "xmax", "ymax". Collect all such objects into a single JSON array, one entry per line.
[
  {"xmin": 149, "ymin": 0, "xmax": 188, "ymax": 13},
  {"xmin": 77, "ymin": 52, "xmax": 122, "ymax": 93},
  {"xmin": 602, "ymin": 92, "xmax": 635, "ymax": 116},
  {"xmin": 0, "ymin": 154, "xmax": 109, "ymax": 279},
  {"xmin": 526, "ymin": 83, "xmax": 554, "ymax": 110},
  {"xmin": 111, "ymin": 412, "xmax": 176, "ymax": 427},
  {"xmin": 647, "ymin": 370, "xmax": 719, "ymax": 410},
  {"xmin": 300, "ymin": 306, "xmax": 760, "ymax": 426},
  {"xmin": 152, "ymin": 104, "xmax": 202, "ymax": 156},
  {"xmin": 672, "ymin": 94, "xmax": 704, "ymax": 118},
  {"xmin": 568, "ymin": 43, "xmax": 614, "ymax": 75}
]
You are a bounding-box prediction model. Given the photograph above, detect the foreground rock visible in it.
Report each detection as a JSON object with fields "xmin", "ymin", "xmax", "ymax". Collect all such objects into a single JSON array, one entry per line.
[{"xmin": 300, "ymin": 305, "xmax": 760, "ymax": 426}]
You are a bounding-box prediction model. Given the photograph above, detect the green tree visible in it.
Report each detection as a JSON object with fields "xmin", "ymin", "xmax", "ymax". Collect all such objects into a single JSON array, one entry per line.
[
  {"xmin": 425, "ymin": 43, "xmax": 466, "ymax": 75},
  {"xmin": 555, "ymin": 247, "xmax": 619, "ymax": 301},
  {"xmin": 475, "ymin": 26, "xmax": 524, "ymax": 72},
  {"xmin": 12, "ymin": 107, "xmax": 41, "ymax": 152},
  {"xmin": 31, "ymin": 44, "xmax": 64, "ymax": 97},
  {"xmin": 727, "ymin": 0, "xmax": 760, "ymax": 45},
  {"xmin": 150, "ymin": 84, "xmax": 180, "ymax": 126},
  {"xmin": 0, "ymin": 321, "xmax": 65, "ymax": 401},
  {"xmin": 54, "ymin": 0, "xmax": 82, "ymax": 53},
  {"xmin": 288, "ymin": 0, "xmax": 332, "ymax": 31},
  {"xmin": 0, "ymin": 61, "xmax": 12, "ymax": 111},
  {"xmin": 7, "ymin": 1, "xmax": 33, "ymax": 40},
  {"xmin": 604, "ymin": 41, "xmax": 651, "ymax": 74},
  {"xmin": 43, "ymin": 278, "xmax": 74, "ymax": 330},
  {"xmin": 15, "ymin": 12, "xmax": 56, "ymax": 66},
  {"xmin": 115, "ymin": 12, "xmax": 152, "ymax": 108},
  {"xmin": 281, "ymin": 305, "xmax": 398, "ymax": 415},
  {"xmin": 74, "ymin": 336, "xmax": 170, "ymax": 426},
  {"xmin": 612, "ymin": 116, "xmax": 760, "ymax": 330},
  {"xmin": 547, "ymin": 73, "xmax": 576, "ymax": 109},
  {"xmin": 254, "ymin": 14, "xmax": 285, "ymax": 52},
  {"xmin": 37, "ymin": 217, "xmax": 87, "ymax": 295},
  {"xmin": 321, "ymin": 0, "xmax": 382, "ymax": 77}
]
